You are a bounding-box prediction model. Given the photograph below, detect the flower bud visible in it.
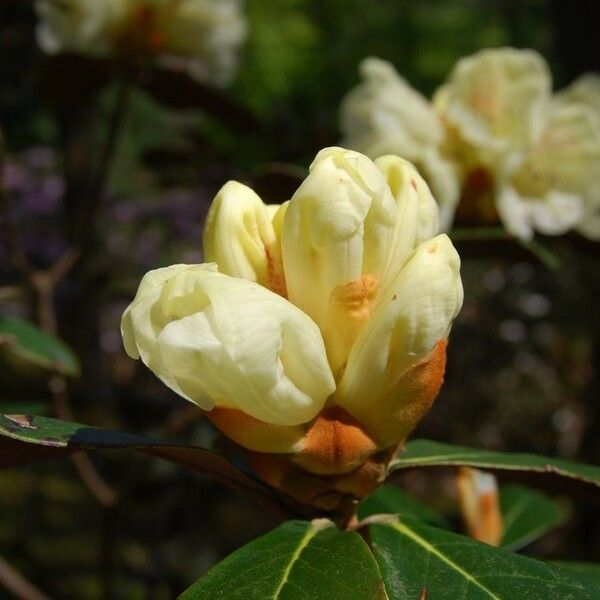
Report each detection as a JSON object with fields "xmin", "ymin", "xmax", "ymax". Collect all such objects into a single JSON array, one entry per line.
[
  {"xmin": 121, "ymin": 263, "xmax": 335, "ymax": 427},
  {"xmin": 457, "ymin": 467, "xmax": 503, "ymax": 546},
  {"xmin": 122, "ymin": 147, "xmax": 464, "ymax": 496}
]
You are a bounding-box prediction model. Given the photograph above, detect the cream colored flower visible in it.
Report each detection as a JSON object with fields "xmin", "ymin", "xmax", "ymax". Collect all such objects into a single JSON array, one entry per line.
[
  {"xmin": 496, "ymin": 98, "xmax": 600, "ymax": 240},
  {"xmin": 553, "ymin": 74, "xmax": 600, "ymax": 240},
  {"xmin": 36, "ymin": 0, "xmax": 246, "ymax": 85},
  {"xmin": 155, "ymin": 0, "xmax": 247, "ymax": 86},
  {"xmin": 122, "ymin": 148, "xmax": 463, "ymax": 475},
  {"xmin": 555, "ymin": 73, "xmax": 600, "ymax": 116},
  {"xmin": 340, "ymin": 58, "xmax": 460, "ymax": 230},
  {"xmin": 433, "ymin": 48, "xmax": 551, "ymax": 164}
]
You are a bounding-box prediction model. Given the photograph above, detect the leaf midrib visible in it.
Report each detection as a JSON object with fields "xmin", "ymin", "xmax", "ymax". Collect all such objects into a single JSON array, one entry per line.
[
  {"xmin": 389, "ymin": 520, "xmax": 502, "ymax": 600},
  {"xmin": 271, "ymin": 522, "xmax": 320, "ymax": 599}
]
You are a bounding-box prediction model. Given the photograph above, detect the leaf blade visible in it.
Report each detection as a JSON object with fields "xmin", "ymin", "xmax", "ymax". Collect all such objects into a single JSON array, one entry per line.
[
  {"xmin": 180, "ymin": 519, "xmax": 387, "ymax": 600},
  {"xmin": 369, "ymin": 516, "xmax": 599, "ymax": 599},
  {"xmin": 0, "ymin": 316, "xmax": 80, "ymax": 377},
  {"xmin": 0, "ymin": 413, "xmax": 264, "ymax": 497},
  {"xmin": 390, "ymin": 440, "xmax": 600, "ymax": 499},
  {"xmin": 500, "ymin": 484, "xmax": 568, "ymax": 551}
]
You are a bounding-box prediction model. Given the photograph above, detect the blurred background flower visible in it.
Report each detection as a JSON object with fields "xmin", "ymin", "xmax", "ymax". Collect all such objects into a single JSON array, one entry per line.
[
  {"xmin": 341, "ymin": 48, "xmax": 600, "ymax": 240},
  {"xmin": 36, "ymin": 0, "xmax": 247, "ymax": 85}
]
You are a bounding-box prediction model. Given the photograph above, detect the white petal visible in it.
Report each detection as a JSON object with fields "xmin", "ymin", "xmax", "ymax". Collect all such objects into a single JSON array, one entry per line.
[
  {"xmin": 340, "ymin": 57, "xmax": 445, "ymax": 152},
  {"xmin": 496, "ymin": 185, "xmax": 535, "ymax": 241},
  {"xmin": 555, "ymin": 73, "xmax": 600, "ymax": 117}
]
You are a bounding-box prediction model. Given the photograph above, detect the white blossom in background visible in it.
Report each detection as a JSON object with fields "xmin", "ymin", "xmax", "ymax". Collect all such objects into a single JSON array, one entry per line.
[
  {"xmin": 122, "ymin": 148, "xmax": 463, "ymax": 474},
  {"xmin": 340, "ymin": 48, "xmax": 600, "ymax": 240},
  {"xmin": 35, "ymin": 0, "xmax": 247, "ymax": 85},
  {"xmin": 553, "ymin": 74, "xmax": 600, "ymax": 240},
  {"xmin": 433, "ymin": 48, "xmax": 551, "ymax": 166},
  {"xmin": 496, "ymin": 97, "xmax": 600, "ymax": 240},
  {"xmin": 340, "ymin": 57, "xmax": 461, "ymax": 231}
]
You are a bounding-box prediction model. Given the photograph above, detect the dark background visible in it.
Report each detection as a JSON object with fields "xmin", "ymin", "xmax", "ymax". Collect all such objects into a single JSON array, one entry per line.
[{"xmin": 1, "ymin": 1, "xmax": 599, "ymax": 598}]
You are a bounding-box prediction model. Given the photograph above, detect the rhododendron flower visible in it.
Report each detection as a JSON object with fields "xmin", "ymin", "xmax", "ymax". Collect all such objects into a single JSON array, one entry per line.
[
  {"xmin": 340, "ymin": 58, "xmax": 460, "ymax": 230},
  {"xmin": 433, "ymin": 48, "xmax": 551, "ymax": 165},
  {"xmin": 339, "ymin": 48, "xmax": 600, "ymax": 240},
  {"xmin": 552, "ymin": 74, "xmax": 600, "ymax": 240},
  {"xmin": 496, "ymin": 99, "xmax": 600, "ymax": 240},
  {"xmin": 35, "ymin": 0, "xmax": 246, "ymax": 85},
  {"xmin": 122, "ymin": 148, "xmax": 463, "ymax": 483}
]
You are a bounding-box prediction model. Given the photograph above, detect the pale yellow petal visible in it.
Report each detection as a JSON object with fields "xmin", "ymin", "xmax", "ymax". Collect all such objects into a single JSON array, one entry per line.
[
  {"xmin": 121, "ymin": 265, "xmax": 335, "ymax": 426},
  {"xmin": 334, "ymin": 234, "xmax": 463, "ymax": 445},
  {"xmin": 203, "ymin": 180, "xmax": 286, "ymax": 295},
  {"xmin": 281, "ymin": 147, "xmax": 397, "ymax": 372}
]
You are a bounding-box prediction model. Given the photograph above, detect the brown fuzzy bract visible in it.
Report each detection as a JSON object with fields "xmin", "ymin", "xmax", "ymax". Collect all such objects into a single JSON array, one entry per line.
[{"xmin": 293, "ymin": 406, "xmax": 378, "ymax": 475}]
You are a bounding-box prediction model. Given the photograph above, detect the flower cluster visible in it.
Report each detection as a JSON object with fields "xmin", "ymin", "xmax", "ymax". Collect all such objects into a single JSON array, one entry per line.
[
  {"xmin": 341, "ymin": 48, "xmax": 600, "ymax": 240},
  {"xmin": 122, "ymin": 148, "xmax": 463, "ymax": 495},
  {"xmin": 35, "ymin": 0, "xmax": 247, "ymax": 85}
]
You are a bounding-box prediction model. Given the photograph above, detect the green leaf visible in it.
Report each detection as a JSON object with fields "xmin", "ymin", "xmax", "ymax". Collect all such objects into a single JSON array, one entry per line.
[
  {"xmin": 358, "ymin": 484, "xmax": 451, "ymax": 529},
  {"xmin": 0, "ymin": 316, "xmax": 80, "ymax": 377},
  {"xmin": 550, "ymin": 563, "xmax": 600, "ymax": 587},
  {"xmin": 369, "ymin": 516, "xmax": 600, "ymax": 599},
  {"xmin": 180, "ymin": 519, "xmax": 387, "ymax": 599},
  {"xmin": 500, "ymin": 484, "xmax": 568, "ymax": 551},
  {"xmin": 0, "ymin": 414, "xmax": 265, "ymax": 498},
  {"xmin": 390, "ymin": 440, "xmax": 600, "ymax": 499}
]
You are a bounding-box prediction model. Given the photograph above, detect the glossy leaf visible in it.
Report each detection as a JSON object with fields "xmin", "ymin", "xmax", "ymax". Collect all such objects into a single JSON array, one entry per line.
[
  {"xmin": 180, "ymin": 519, "xmax": 387, "ymax": 599},
  {"xmin": 0, "ymin": 316, "xmax": 80, "ymax": 377},
  {"xmin": 551, "ymin": 563, "xmax": 600, "ymax": 587},
  {"xmin": 358, "ymin": 484, "xmax": 451, "ymax": 529},
  {"xmin": 369, "ymin": 515, "xmax": 600, "ymax": 599},
  {"xmin": 0, "ymin": 414, "xmax": 266, "ymax": 498},
  {"xmin": 500, "ymin": 484, "xmax": 568, "ymax": 551},
  {"xmin": 390, "ymin": 440, "xmax": 600, "ymax": 499}
]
